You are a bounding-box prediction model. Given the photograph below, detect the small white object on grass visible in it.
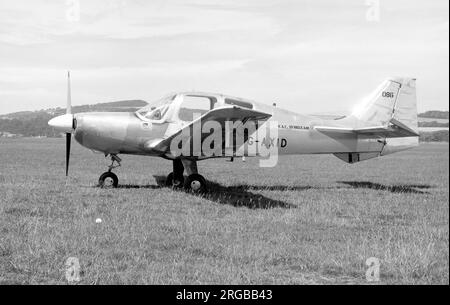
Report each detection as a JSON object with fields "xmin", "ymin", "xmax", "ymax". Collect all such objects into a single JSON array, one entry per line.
[{"xmin": 95, "ymin": 218, "xmax": 102, "ymax": 224}]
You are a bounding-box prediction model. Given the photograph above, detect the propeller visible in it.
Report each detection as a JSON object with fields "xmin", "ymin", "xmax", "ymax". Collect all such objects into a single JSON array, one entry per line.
[
  {"xmin": 65, "ymin": 71, "xmax": 72, "ymax": 176},
  {"xmin": 48, "ymin": 71, "xmax": 75, "ymax": 176}
]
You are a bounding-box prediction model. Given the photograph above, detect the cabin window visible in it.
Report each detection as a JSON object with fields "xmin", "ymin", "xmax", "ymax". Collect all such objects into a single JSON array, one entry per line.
[
  {"xmin": 225, "ymin": 98, "xmax": 253, "ymax": 109},
  {"xmin": 179, "ymin": 95, "xmax": 216, "ymax": 121}
]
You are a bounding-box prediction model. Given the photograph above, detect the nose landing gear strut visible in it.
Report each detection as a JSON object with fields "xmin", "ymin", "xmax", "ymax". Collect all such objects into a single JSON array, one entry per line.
[{"xmin": 98, "ymin": 154, "xmax": 121, "ymax": 188}]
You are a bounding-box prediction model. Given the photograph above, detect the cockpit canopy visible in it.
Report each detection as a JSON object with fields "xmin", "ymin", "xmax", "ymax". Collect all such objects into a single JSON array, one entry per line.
[{"xmin": 135, "ymin": 92, "xmax": 255, "ymax": 123}]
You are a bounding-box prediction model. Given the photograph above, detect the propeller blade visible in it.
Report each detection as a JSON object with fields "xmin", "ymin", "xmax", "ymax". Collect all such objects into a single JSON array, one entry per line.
[
  {"xmin": 66, "ymin": 72, "xmax": 73, "ymax": 176},
  {"xmin": 66, "ymin": 132, "xmax": 71, "ymax": 176},
  {"xmin": 67, "ymin": 71, "xmax": 72, "ymax": 114}
]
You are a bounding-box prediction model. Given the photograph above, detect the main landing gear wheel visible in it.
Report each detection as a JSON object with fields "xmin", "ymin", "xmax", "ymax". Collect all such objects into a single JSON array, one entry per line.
[
  {"xmin": 166, "ymin": 172, "xmax": 184, "ymax": 188},
  {"xmin": 185, "ymin": 174, "xmax": 207, "ymax": 193},
  {"xmin": 99, "ymin": 172, "xmax": 119, "ymax": 188}
]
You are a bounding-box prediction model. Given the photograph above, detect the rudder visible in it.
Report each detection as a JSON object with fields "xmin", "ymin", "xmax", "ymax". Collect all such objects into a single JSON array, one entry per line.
[{"xmin": 391, "ymin": 78, "xmax": 418, "ymax": 134}]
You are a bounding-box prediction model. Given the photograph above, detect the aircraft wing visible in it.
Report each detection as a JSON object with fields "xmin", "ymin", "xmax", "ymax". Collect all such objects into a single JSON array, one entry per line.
[
  {"xmin": 314, "ymin": 118, "xmax": 419, "ymax": 138},
  {"xmin": 146, "ymin": 106, "xmax": 272, "ymax": 156}
]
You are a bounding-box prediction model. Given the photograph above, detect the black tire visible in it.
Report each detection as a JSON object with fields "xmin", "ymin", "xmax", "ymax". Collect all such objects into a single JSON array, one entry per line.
[
  {"xmin": 166, "ymin": 172, "xmax": 184, "ymax": 188},
  {"xmin": 184, "ymin": 174, "xmax": 207, "ymax": 193},
  {"xmin": 98, "ymin": 172, "xmax": 119, "ymax": 188}
]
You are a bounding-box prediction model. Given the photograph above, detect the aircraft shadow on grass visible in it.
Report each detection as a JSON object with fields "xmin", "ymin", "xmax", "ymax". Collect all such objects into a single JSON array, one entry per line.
[
  {"xmin": 118, "ymin": 175, "xmax": 297, "ymax": 209},
  {"xmin": 338, "ymin": 181, "xmax": 432, "ymax": 194},
  {"xmin": 115, "ymin": 178, "xmax": 432, "ymax": 209}
]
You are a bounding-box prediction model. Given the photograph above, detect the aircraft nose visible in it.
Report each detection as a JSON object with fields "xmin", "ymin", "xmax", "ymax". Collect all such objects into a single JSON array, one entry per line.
[{"xmin": 48, "ymin": 114, "xmax": 75, "ymax": 133}]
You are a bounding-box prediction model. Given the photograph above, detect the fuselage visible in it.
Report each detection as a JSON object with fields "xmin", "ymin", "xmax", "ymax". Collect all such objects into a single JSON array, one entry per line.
[
  {"xmin": 71, "ymin": 91, "xmax": 390, "ymax": 159},
  {"xmin": 49, "ymin": 78, "xmax": 421, "ymax": 171}
]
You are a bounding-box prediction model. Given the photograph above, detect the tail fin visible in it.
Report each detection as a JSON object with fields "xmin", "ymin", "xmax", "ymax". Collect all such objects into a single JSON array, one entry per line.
[
  {"xmin": 350, "ymin": 77, "xmax": 418, "ymax": 133},
  {"xmin": 391, "ymin": 78, "xmax": 419, "ymax": 135}
]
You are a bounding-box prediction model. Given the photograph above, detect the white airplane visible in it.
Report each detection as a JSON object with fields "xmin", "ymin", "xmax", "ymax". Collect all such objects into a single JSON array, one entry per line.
[{"xmin": 49, "ymin": 74, "xmax": 419, "ymax": 192}]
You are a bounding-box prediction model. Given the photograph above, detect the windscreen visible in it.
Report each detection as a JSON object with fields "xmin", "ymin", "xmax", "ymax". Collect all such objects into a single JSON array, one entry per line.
[{"xmin": 136, "ymin": 94, "xmax": 176, "ymax": 121}]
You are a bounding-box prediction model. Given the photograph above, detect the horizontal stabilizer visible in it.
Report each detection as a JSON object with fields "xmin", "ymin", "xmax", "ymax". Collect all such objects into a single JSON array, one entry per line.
[{"xmin": 314, "ymin": 118, "xmax": 419, "ymax": 138}]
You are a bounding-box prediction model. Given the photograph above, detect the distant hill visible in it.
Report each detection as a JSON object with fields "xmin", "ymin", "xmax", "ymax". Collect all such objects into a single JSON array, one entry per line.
[
  {"xmin": 418, "ymin": 110, "xmax": 449, "ymax": 128},
  {"xmin": 418, "ymin": 121, "xmax": 449, "ymax": 128},
  {"xmin": 0, "ymin": 100, "xmax": 147, "ymax": 137},
  {"xmin": 418, "ymin": 110, "xmax": 449, "ymax": 119},
  {"xmin": 0, "ymin": 100, "xmax": 148, "ymax": 120}
]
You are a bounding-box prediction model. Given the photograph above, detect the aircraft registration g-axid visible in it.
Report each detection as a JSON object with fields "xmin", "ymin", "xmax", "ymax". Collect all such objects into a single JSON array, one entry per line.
[{"xmin": 49, "ymin": 73, "xmax": 419, "ymax": 192}]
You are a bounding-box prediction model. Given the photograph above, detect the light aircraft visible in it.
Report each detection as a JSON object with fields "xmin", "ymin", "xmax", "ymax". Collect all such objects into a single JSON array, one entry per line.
[{"xmin": 49, "ymin": 73, "xmax": 419, "ymax": 192}]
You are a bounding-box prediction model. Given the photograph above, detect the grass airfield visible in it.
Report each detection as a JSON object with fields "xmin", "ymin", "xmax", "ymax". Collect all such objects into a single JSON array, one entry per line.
[{"xmin": 0, "ymin": 138, "xmax": 448, "ymax": 284}]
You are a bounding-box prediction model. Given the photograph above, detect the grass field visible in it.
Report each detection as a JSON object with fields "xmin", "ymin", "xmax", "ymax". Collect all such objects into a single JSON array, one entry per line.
[{"xmin": 0, "ymin": 138, "xmax": 448, "ymax": 284}]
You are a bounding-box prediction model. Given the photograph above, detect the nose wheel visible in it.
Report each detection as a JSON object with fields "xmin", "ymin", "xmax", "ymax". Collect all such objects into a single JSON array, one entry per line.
[
  {"xmin": 99, "ymin": 154, "xmax": 121, "ymax": 188},
  {"xmin": 99, "ymin": 171, "xmax": 118, "ymax": 188}
]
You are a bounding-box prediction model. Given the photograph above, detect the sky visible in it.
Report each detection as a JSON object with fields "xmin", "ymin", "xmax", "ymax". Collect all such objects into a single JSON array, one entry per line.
[{"xmin": 0, "ymin": 0, "xmax": 448, "ymax": 115}]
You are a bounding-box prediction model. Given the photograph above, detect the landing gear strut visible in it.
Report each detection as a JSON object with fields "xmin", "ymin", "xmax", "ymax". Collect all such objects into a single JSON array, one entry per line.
[
  {"xmin": 98, "ymin": 154, "xmax": 121, "ymax": 188},
  {"xmin": 166, "ymin": 159, "xmax": 184, "ymax": 188}
]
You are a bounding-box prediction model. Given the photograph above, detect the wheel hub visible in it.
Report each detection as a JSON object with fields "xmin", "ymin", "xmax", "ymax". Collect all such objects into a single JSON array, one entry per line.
[
  {"xmin": 190, "ymin": 180, "xmax": 202, "ymax": 191},
  {"xmin": 104, "ymin": 177, "xmax": 114, "ymax": 187}
]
